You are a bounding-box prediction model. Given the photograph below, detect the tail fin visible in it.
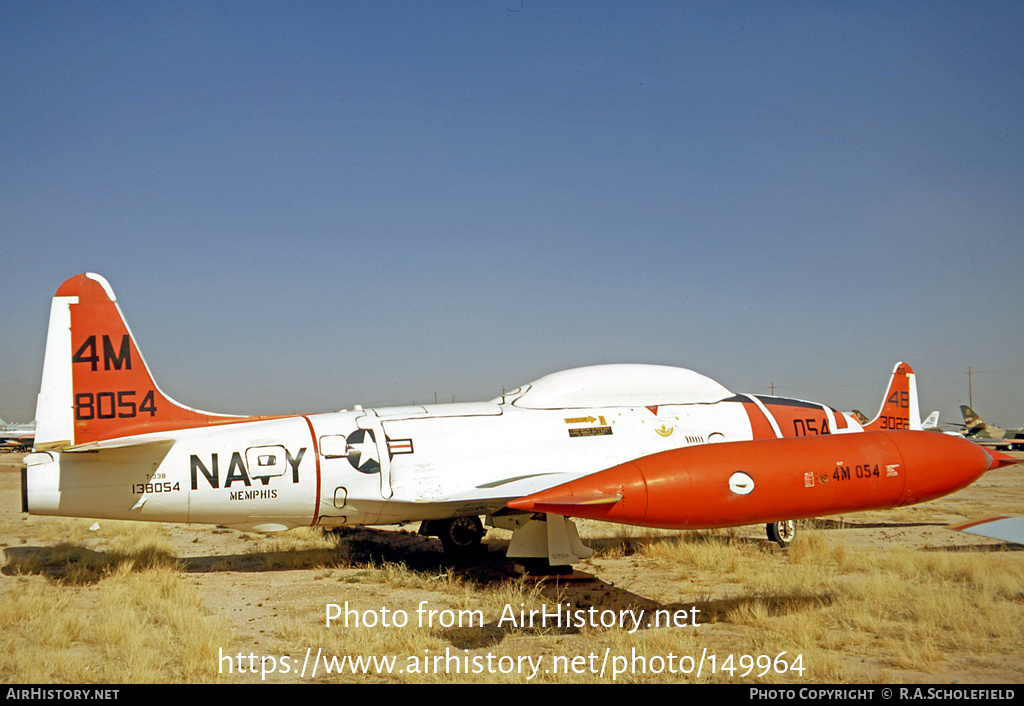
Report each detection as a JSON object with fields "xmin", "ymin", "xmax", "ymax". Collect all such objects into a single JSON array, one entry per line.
[
  {"xmin": 34, "ymin": 273, "xmax": 255, "ymax": 450},
  {"xmin": 863, "ymin": 362, "xmax": 922, "ymax": 432},
  {"xmin": 960, "ymin": 405, "xmax": 989, "ymax": 434}
]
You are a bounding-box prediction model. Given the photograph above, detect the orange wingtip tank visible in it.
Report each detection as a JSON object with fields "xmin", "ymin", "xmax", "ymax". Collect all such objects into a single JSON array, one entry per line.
[{"xmin": 508, "ymin": 430, "xmax": 1018, "ymax": 530}]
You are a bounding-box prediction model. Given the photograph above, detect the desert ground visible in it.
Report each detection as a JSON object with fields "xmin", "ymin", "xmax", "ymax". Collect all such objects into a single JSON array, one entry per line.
[{"xmin": 1, "ymin": 448, "xmax": 1021, "ymax": 685}]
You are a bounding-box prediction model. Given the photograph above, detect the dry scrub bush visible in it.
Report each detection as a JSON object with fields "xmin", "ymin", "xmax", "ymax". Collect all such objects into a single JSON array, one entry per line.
[
  {"xmin": 1, "ymin": 518, "xmax": 227, "ymax": 682},
  {"xmin": 244, "ymin": 527, "xmax": 351, "ymax": 570}
]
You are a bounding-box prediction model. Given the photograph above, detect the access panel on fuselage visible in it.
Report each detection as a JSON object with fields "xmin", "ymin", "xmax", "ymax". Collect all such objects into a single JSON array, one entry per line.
[{"xmin": 308, "ymin": 411, "xmax": 397, "ymax": 527}]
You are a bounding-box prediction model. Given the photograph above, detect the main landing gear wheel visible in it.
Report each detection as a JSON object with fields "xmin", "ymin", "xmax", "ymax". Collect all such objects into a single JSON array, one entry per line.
[
  {"xmin": 766, "ymin": 520, "xmax": 796, "ymax": 547},
  {"xmin": 438, "ymin": 516, "xmax": 485, "ymax": 557}
]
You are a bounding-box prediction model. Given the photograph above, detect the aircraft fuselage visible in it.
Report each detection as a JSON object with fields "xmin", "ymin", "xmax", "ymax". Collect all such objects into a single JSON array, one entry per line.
[{"xmin": 24, "ymin": 389, "xmax": 859, "ymax": 532}]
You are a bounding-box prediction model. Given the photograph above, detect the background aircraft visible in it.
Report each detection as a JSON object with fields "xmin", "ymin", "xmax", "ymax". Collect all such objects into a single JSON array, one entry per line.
[
  {"xmin": 0, "ymin": 419, "xmax": 34, "ymax": 451},
  {"xmin": 960, "ymin": 406, "xmax": 1024, "ymax": 451},
  {"xmin": 21, "ymin": 273, "xmax": 1011, "ymax": 566},
  {"xmin": 922, "ymin": 411, "xmax": 940, "ymax": 430}
]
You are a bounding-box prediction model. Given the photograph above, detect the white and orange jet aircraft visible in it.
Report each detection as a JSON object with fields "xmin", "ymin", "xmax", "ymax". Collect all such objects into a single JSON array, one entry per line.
[{"xmin": 22, "ymin": 274, "xmax": 1012, "ymax": 566}]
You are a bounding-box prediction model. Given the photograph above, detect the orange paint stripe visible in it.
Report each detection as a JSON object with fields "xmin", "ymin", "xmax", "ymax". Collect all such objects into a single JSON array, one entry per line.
[
  {"xmin": 741, "ymin": 400, "xmax": 777, "ymax": 439},
  {"xmin": 302, "ymin": 416, "xmax": 322, "ymax": 526}
]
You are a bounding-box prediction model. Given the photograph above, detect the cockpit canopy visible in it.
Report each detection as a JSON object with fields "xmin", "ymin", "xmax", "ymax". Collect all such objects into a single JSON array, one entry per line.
[{"xmin": 508, "ymin": 364, "xmax": 732, "ymax": 409}]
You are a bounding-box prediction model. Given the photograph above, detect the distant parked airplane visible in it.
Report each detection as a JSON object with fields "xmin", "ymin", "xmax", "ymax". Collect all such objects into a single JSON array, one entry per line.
[
  {"xmin": 0, "ymin": 419, "xmax": 34, "ymax": 451},
  {"xmin": 960, "ymin": 406, "xmax": 1024, "ymax": 451}
]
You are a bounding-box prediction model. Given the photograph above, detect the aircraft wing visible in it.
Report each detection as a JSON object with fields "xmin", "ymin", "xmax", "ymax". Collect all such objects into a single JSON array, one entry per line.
[
  {"xmin": 947, "ymin": 517, "xmax": 1024, "ymax": 545},
  {"xmin": 964, "ymin": 437, "xmax": 1022, "ymax": 451},
  {"xmin": 424, "ymin": 472, "xmax": 587, "ymax": 509}
]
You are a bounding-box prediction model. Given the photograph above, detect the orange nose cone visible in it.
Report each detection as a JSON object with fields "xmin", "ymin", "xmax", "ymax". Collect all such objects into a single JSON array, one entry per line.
[{"xmin": 894, "ymin": 431, "xmax": 1008, "ymax": 506}]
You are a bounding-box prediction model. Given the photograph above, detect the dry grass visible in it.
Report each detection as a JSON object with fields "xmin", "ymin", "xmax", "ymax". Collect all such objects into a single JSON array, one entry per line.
[
  {"xmin": 12, "ymin": 566, "xmax": 224, "ymax": 683},
  {"xmin": 242, "ymin": 527, "xmax": 351, "ymax": 570},
  {"xmin": 627, "ymin": 528, "xmax": 1024, "ymax": 682},
  {"xmin": 267, "ymin": 563, "xmax": 556, "ymax": 683},
  {"xmin": 1, "ymin": 520, "xmax": 228, "ymax": 683},
  {"xmin": 6, "ymin": 519, "xmax": 177, "ymax": 585},
  {"xmin": 3, "ymin": 506, "xmax": 1022, "ymax": 683}
]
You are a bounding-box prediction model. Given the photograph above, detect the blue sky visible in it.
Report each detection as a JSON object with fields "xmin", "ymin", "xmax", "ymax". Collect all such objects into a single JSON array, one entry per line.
[{"xmin": 2, "ymin": 1, "xmax": 1022, "ymax": 430}]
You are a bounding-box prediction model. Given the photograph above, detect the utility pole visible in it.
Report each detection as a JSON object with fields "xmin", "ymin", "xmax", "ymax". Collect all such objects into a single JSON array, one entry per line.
[{"xmin": 967, "ymin": 366, "xmax": 973, "ymax": 409}]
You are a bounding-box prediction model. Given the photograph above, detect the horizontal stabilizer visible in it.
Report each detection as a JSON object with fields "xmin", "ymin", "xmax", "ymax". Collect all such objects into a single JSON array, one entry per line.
[{"xmin": 64, "ymin": 438, "xmax": 175, "ymax": 454}]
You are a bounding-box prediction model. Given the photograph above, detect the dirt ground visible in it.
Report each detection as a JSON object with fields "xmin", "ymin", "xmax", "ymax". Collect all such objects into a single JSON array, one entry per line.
[{"xmin": 1, "ymin": 448, "xmax": 1022, "ymax": 685}]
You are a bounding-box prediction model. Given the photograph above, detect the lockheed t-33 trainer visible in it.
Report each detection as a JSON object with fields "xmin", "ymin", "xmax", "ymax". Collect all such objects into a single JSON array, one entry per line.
[{"xmin": 21, "ymin": 274, "xmax": 1016, "ymax": 566}]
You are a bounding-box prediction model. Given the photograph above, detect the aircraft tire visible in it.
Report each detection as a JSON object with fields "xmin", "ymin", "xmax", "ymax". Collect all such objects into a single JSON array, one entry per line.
[
  {"xmin": 439, "ymin": 516, "xmax": 485, "ymax": 557},
  {"xmin": 766, "ymin": 520, "xmax": 796, "ymax": 547}
]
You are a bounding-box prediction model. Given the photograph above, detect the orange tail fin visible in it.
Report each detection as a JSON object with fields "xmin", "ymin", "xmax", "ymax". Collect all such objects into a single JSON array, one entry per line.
[
  {"xmin": 35, "ymin": 274, "xmax": 257, "ymax": 449},
  {"xmin": 863, "ymin": 362, "xmax": 922, "ymax": 432}
]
